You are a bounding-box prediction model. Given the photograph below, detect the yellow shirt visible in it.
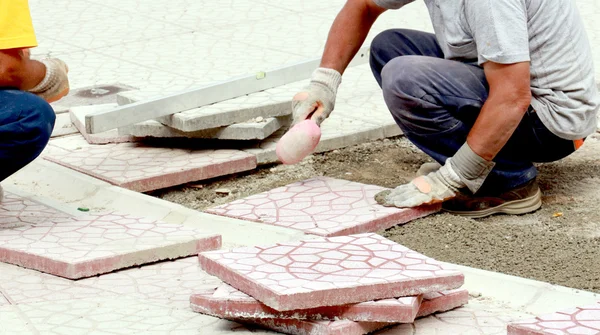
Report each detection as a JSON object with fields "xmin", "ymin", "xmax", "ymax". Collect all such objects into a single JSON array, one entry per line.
[{"xmin": 0, "ymin": 0, "xmax": 37, "ymax": 50}]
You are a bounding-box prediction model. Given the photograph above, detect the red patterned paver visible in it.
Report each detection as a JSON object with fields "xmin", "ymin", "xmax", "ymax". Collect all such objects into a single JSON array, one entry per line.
[
  {"xmin": 0, "ymin": 210, "xmax": 221, "ymax": 279},
  {"xmin": 190, "ymin": 283, "xmax": 422, "ymax": 322},
  {"xmin": 198, "ymin": 233, "xmax": 464, "ymax": 311},
  {"xmin": 205, "ymin": 177, "xmax": 440, "ymax": 236},
  {"xmin": 44, "ymin": 136, "xmax": 257, "ymax": 192},
  {"xmin": 508, "ymin": 302, "xmax": 600, "ymax": 335}
]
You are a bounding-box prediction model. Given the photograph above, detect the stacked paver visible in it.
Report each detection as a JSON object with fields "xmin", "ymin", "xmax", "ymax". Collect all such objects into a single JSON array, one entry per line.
[{"xmin": 190, "ymin": 233, "xmax": 470, "ymax": 334}]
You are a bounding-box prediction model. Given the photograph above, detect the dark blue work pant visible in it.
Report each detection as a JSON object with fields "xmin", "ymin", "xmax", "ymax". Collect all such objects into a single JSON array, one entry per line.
[{"xmin": 0, "ymin": 89, "xmax": 55, "ymax": 182}]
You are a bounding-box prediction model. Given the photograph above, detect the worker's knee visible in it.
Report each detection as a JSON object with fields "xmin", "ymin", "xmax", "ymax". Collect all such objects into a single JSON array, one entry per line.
[
  {"xmin": 381, "ymin": 56, "xmax": 433, "ymax": 116},
  {"xmin": 370, "ymin": 29, "xmax": 399, "ymax": 61},
  {"xmin": 0, "ymin": 90, "xmax": 55, "ymax": 155},
  {"xmin": 16, "ymin": 92, "xmax": 56, "ymax": 146}
]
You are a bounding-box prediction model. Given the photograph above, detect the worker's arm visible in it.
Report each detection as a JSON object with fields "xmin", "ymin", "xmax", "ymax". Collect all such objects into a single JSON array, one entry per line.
[
  {"xmin": 320, "ymin": 0, "xmax": 387, "ymax": 74},
  {"xmin": 467, "ymin": 61, "xmax": 532, "ymax": 160},
  {"xmin": 291, "ymin": 0, "xmax": 387, "ymax": 126},
  {"xmin": 0, "ymin": 48, "xmax": 46, "ymax": 90}
]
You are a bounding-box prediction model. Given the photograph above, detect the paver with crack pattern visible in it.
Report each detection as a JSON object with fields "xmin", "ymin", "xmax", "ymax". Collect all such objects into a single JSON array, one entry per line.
[
  {"xmin": 191, "ymin": 284, "xmax": 469, "ymax": 323},
  {"xmin": 0, "ymin": 195, "xmax": 221, "ymax": 279},
  {"xmin": 0, "ymin": 297, "xmax": 271, "ymax": 335},
  {"xmin": 205, "ymin": 177, "xmax": 440, "ymax": 236},
  {"xmin": 0, "ymin": 262, "xmax": 114, "ymax": 305},
  {"xmin": 508, "ymin": 302, "xmax": 600, "ymax": 335},
  {"xmin": 0, "ymin": 192, "xmax": 71, "ymax": 228},
  {"xmin": 232, "ymin": 289, "xmax": 469, "ymax": 335},
  {"xmin": 78, "ymin": 257, "xmax": 222, "ymax": 309},
  {"xmin": 198, "ymin": 233, "xmax": 464, "ymax": 311},
  {"xmin": 44, "ymin": 135, "xmax": 257, "ymax": 192}
]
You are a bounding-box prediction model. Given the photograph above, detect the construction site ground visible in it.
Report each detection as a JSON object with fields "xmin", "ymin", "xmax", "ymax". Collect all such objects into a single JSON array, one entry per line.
[{"xmin": 159, "ymin": 133, "xmax": 600, "ymax": 294}]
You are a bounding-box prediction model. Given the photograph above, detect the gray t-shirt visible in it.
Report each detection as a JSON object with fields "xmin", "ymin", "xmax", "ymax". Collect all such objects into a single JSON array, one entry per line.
[{"xmin": 373, "ymin": 0, "xmax": 599, "ymax": 140}]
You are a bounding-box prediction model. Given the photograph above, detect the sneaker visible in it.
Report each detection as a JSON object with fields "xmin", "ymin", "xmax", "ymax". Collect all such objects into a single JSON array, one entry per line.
[{"xmin": 442, "ymin": 178, "xmax": 542, "ymax": 218}]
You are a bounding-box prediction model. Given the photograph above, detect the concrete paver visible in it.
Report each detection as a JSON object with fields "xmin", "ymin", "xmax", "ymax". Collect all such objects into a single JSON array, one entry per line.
[
  {"xmin": 508, "ymin": 302, "xmax": 600, "ymax": 335},
  {"xmin": 198, "ymin": 233, "xmax": 464, "ymax": 311},
  {"xmin": 235, "ymin": 290, "xmax": 468, "ymax": 335},
  {"xmin": 120, "ymin": 117, "xmax": 289, "ymax": 141},
  {"xmin": 78, "ymin": 257, "xmax": 221, "ymax": 309},
  {"xmin": 44, "ymin": 135, "xmax": 257, "ymax": 192},
  {"xmin": 0, "ymin": 193, "xmax": 221, "ymax": 279},
  {"xmin": 191, "ymin": 283, "xmax": 422, "ymax": 322},
  {"xmin": 205, "ymin": 177, "xmax": 439, "ymax": 236},
  {"xmin": 70, "ymin": 104, "xmax": 136, "ymax": 144}
]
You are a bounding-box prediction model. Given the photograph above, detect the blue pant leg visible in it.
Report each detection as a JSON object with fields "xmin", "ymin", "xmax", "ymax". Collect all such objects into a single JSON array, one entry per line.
[{"xmin": 0, "ymin": 89, "xmax": 56, "ymax": 182}]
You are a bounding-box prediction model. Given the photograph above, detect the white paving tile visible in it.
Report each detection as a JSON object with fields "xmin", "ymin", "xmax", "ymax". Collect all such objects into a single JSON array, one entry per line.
[
  {"xmin": 3, "ymin": 297, "xmax": 274, "ymax": 335},
  {"xmin": 88, "ymin": 0, "xmax": 296, "ymax": 32},
  {"xmin": 98, "ymin": 32, "xmax": 305, "ymax": 82},
  {"xmin": 33, "ymin": 4, "xmax": 192, "ymax": 51},
  {"xmin": 78, "ymin": 257, "xmax": 221, "ymax": 309},
  {"xmin": 55, "ymin": 51, "xmax": 197, "ymax": 93},
  {"xmin": 0, "ymin": 262, "xmax": 116, "ymax": 305}
]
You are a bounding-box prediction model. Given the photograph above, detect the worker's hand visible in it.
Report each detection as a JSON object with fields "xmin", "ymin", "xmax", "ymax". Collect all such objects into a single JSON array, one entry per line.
[
  {"xmin": 375, "ymin": 143, "xmax": 497, "ymax": 208},
  {"xmin": 28, "ymin": 58, "xmax": 70, "ymax": 103},
  {"xmin": 376, "ymin": 161, "xmax": 465, "ymax": 208},
  {"xmin": 292, "ymin": 68, "xmax": 342, "ymax": 126}
]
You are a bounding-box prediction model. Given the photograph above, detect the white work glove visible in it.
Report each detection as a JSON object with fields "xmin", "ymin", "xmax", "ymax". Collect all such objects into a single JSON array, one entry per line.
[
  {"xmin": 28, "ymin": 58, "xmax": 70, "ymax": 103},
  {"xmin": 292, "ymin": 67, "xmax": 342, "ymax": 126},
  {"xmin": 376, "ymin": 143, "xmax": 496, "ymax": 208}
]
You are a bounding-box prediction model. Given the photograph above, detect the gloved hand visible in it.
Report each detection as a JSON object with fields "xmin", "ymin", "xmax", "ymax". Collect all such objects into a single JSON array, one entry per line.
[
  {"xmin": 292, "ymin": 67, "xmax": 342, "ymax": 126},
  {"xmin": 377, "ymin": 160, "xmax": 464, "ymax": 208},
  {"xmin": 28, "ymin": 58, "xmax": 70, "ymax": 103},
  {"xmin": 376, "ymin": 143, "xmax": 496, "ymax": 208}
]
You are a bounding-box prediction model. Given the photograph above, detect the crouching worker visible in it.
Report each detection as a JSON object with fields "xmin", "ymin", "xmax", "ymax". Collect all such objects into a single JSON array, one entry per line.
[{"xmin": 291, "ymin": 0, "xmax": 599, "ymax": 218}]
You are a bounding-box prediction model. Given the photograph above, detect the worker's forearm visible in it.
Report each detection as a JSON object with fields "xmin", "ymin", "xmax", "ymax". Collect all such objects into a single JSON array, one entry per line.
[
  {"xmin": 466, "ymin": 96, "xmax": 530, "ymax": 161},
  {"xmin": 320, "ymin": 0, "xmax": 383, "ymax": 74},
  {"xmin": 0, "ymin": 49, "xmax": 46, "ymax": 90}
]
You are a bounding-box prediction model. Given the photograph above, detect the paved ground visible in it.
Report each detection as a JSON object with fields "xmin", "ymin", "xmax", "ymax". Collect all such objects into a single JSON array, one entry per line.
[{"xmin": 1, "ymin": 0, "xmax": 599, "ymax": 334}]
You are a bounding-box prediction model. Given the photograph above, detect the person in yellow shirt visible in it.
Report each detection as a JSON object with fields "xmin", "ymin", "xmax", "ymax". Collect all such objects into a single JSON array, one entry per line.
[{"xmin": 0, "ymin": 0, "xmax": 70, "ymax": 203}]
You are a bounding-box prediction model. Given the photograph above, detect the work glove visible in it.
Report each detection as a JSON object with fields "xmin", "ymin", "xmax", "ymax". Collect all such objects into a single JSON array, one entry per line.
[
  {"xmin": 292, "ymin": 67, "xmax": 342, "ymax": 126},
  {"xmin": 27, "ymin": 58, "xmax": 70, "ymax": 103},
  {"xmin": 376, "ymin": 143, "xmax": 496, "ymax": 208}
]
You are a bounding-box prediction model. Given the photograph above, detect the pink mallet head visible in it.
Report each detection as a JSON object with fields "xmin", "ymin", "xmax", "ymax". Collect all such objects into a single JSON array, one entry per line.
[{"xmin": 276, "ymin": 120, "xmax": 321, "ymax": 165}]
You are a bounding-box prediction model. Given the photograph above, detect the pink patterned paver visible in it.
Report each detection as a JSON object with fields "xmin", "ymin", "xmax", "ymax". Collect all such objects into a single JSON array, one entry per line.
[
  {"xmin": 233, "ymin": 289, "xmax": 469, "ymax": 335},
  {"xmin": 417, "ymin": 289, "xmax": 470, "ymax": 318},
  {"xmin": 239, "ymin": 319, "xmax": 390, "ymax": 335},
  {"xmin": 190, "ymin": 283, "xmax": 422, "ymax": 322},
  {"xmin": 0, "ymin": 211, "xmax": 221, "ymax": 279},
  {"xmin": 44, "ymin": 137, "xmax": 257, "ymax": 192},
  {"xmin": 79, "ymin": 257, "xmax": 221, "ymax": 309},
  {"xmin": 198, "ymin": 233, "xmax": 464, "ymax": 311},
  {"xmin": 205, "ymin": 177, "xmax": 440, "ymax": 236},
  {"xmin": 508, "ymin": 302, "xmax": 600, "ymax": 335},
  {"xmin": 1, "ymin": 192, "xmax": 70, "ymax": 228},
  {"xmin": 0, "ymin": 261, "xmax": 115, "ymax": 305}
]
